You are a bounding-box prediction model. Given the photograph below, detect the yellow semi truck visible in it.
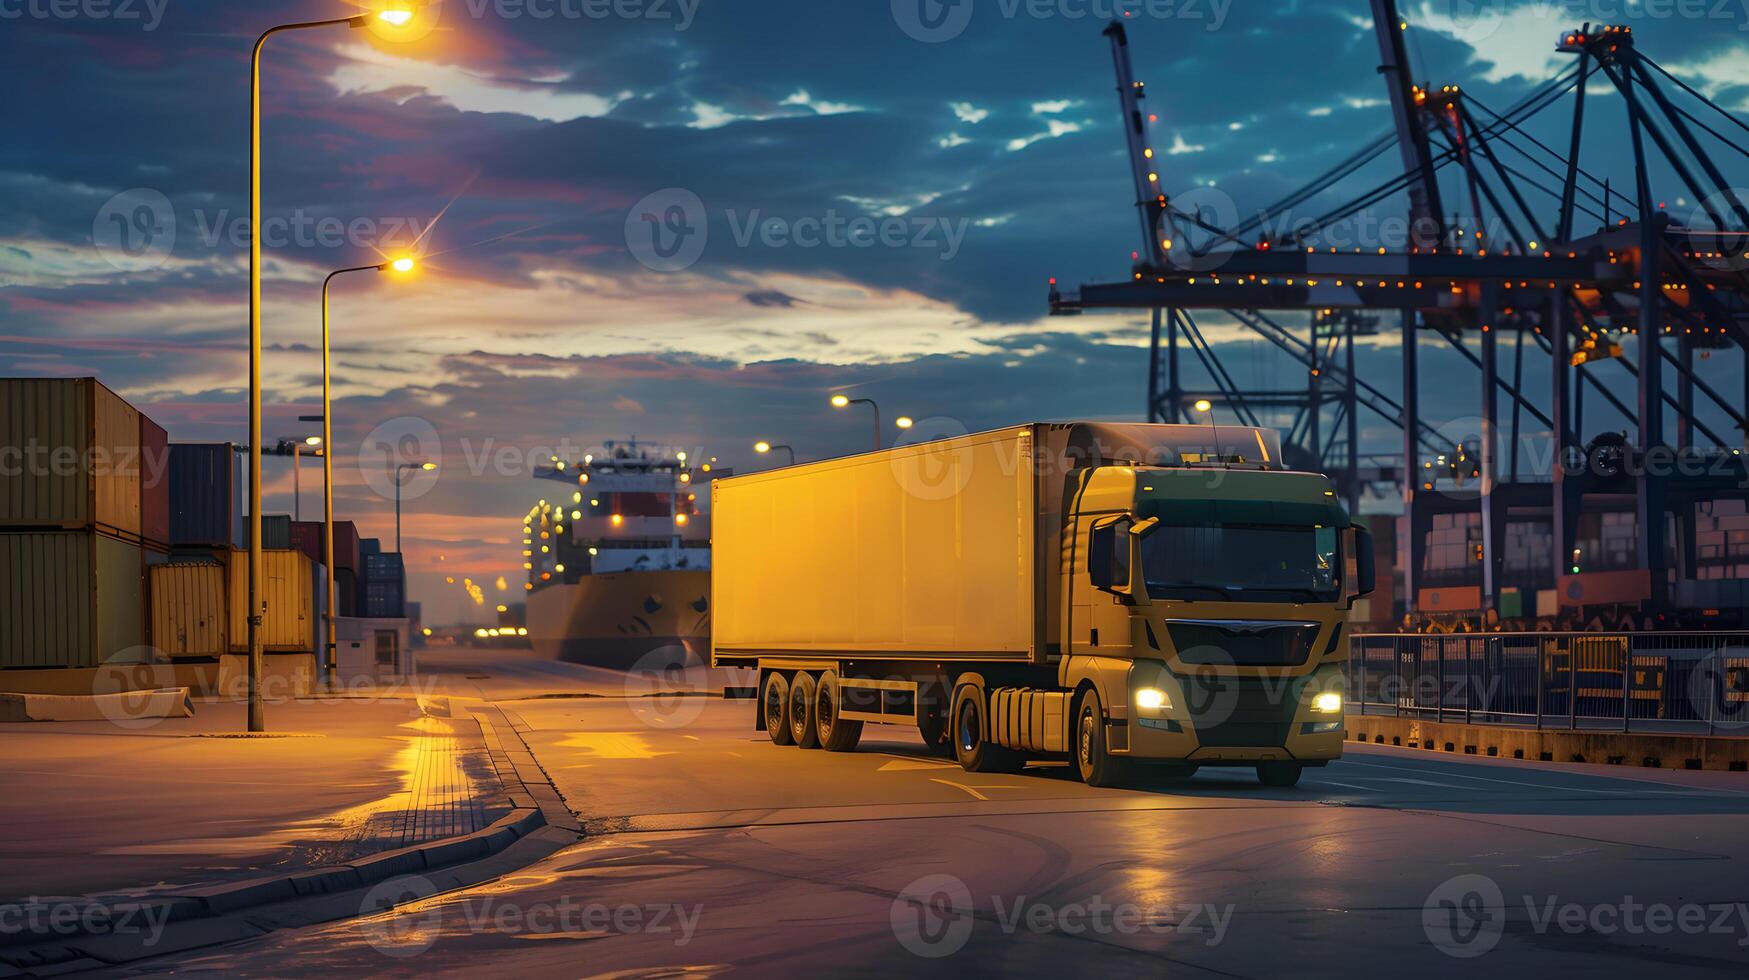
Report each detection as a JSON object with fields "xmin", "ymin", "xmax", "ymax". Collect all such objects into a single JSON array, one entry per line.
[{"xmin": 710, "ymin": 422, "xmax": 1374, "ymax": 787}]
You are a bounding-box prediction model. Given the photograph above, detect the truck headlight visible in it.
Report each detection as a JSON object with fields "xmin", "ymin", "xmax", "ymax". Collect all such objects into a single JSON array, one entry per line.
[
  {"xmin": 1135, "ymin": 687, "xmax": 1170, "ymax": 711},
  {"xmin": 1311, "ymin": 691, "xmax": 1343, "ymax": 714}
]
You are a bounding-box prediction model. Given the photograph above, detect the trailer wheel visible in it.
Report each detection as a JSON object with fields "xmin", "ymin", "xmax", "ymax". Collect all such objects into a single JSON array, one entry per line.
[
  {"xmin": 762, "ymin": 671, "xmax": 794, "ymax": 745},
  {"xmin": 1256, "ymin": 762, "xmax": 1304, "ymax": 787},
  {"xmin": 1074, "ymin": 689, "xmax": 1131, "ymax": 788},
  {"xmin": 815, "ymin": 671, "xmax": 863, "ymax": 752},
  {"xmin": 789, "ymin": 671, "xmax": 821, "ymax": 749},
  {"xmin": 952, "ymin": 685, "xmax": 1023, "ymax": 773}
]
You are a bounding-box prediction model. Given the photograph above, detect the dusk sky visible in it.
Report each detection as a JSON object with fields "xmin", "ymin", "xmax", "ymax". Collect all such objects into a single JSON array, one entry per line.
[{"xmin": 5, "ymin": 0, "xmax": 1747, "ymax": 622}]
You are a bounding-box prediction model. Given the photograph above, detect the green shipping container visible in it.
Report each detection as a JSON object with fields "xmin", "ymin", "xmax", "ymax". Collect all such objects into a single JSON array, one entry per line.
[
  {"xmin": 0, "ymin": 378, "xmax": 143, "ymax": 537},
  {"xmin": 0, "ymin": 531, "xmax": 146, "ymax": 669}
]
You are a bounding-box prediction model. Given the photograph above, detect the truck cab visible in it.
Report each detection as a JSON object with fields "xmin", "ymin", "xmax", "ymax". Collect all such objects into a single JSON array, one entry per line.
[{"xmin": 1060, "ymin": 464, "xmax": 1373, "ymax": 786}]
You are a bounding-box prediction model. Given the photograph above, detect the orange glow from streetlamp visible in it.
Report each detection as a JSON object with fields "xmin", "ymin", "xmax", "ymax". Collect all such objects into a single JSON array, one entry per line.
[{"xmin": 387, "ymin": 256, "xmax": 416, "ymax": 273}]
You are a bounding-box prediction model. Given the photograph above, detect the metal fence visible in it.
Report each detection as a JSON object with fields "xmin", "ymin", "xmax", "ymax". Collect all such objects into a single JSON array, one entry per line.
[{"xmin": 1349, "ymin": 632, "xmax": 1749, "ymax": 735}]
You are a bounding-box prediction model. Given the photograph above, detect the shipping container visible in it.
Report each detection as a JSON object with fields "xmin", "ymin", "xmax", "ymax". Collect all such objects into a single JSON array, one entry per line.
[
  {"xmin": 335, "ymin": 567, "xmax": 358, "ymax": 617},
  {"xmin": 363, "ymin": 551, "xmax": 404, "ymax": 581},
  {"xmin": 149, "ymin": 560, "xmax": 228, "ymax": 658},
  {"xmin": 226, "ymin": 548, "xmax": 315, "ymax": 651},
  {"xmin": 139, "ymin": 414, "xmax": 170, "ymax": 548},
  {"xmin": 333, "ymin": 521, "xmax": 361, "ymax": 573},
  {"xmin": 360, "ymin": 537, "xmax": 381, "ymax": 557},
  {"xmin": 1, "ymin": 530, "xmax": 145, "ymax": 669},
  {"xmin": 1, "ymin": 378, "xmax": 142, "ymax": 537},
  {"xmin": 168, "ymin": 443, "xmax": 239, "ymax": 548},
  {"xmin": 363, "ymin": 578, "xmax": 404, "ymax": 619},
  {"xmin": 239, "ymin": 514, "xmax": 292, "ymax": 550},
  {"xmin": 289, "ymin": 520, "xmax": 325, "ymax": 566}
]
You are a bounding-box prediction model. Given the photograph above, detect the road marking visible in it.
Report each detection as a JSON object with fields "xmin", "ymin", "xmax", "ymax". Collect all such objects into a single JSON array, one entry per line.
[
  {"xmin": 928, "ymin": 778, "xmax": 1025, "ymax": 800},
  {"xmin": 879, "ymin": 758, "xmax": 960, "ymax": 772},
  {"xmin": 1313, "ymin": 780, "xmax": 1374, "ymax": 792},
  {"xmin": 1380, "ymin": 777, "xmax": 1472, "ymax": 789},
  {"xmin": 1340, "ymin": 759, "xmax": 1713, "ymax": 796}
]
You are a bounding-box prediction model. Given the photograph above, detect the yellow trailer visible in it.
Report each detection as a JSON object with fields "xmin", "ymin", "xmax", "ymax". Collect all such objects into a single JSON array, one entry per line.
[{"xmin": 712, "ymin": 422, "xmax": 1375, "ymax": 787}]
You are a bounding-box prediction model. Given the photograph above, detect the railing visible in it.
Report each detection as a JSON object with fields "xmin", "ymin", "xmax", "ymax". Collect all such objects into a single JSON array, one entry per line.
[{"xmin": 1349, "ymin": 632, "xmax": 1749, "ymax": 736}]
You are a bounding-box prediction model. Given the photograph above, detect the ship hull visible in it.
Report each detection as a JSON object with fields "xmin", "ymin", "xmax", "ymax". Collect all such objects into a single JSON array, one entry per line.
[{"xmin": 525, "ymin": 569, "xmax": 710, "ymax": 670}]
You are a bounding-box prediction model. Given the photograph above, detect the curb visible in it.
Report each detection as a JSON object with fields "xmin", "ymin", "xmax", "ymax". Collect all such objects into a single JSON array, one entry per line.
[{"xmin": 1350, "ymin": 715, "xmax": 1749, "ymax": 771}]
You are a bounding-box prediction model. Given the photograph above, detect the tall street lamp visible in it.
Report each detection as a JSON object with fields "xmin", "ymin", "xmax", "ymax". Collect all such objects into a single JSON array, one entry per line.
[
  {"xmin": 246, "ymin": 3, "xmax": 417, "ymax": 732},
  {"xmin": 830, "ymin": 393, "xmax": 883, "ymax": 452},
  {"xmin": 395, "ymin": 460, "xmax": 437, "ymax": 553},
  {"xmin": 315, "ymin": 256, "xmax": 417, "ymax": 687},
  {"xmin": 753, "ymin": 441, "xmax": 795, "ymax": 467}
]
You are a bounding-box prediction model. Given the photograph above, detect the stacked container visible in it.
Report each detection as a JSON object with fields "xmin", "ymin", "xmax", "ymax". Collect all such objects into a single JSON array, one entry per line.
[
  {"xmin": 361, "ymin": 551, "xmax": 405, "ymax": 618},
  {"xmin": 332, "ymin": 520, "xmax": 360, "ymax": 617},
  {"xmin": 1, "ymin": 378, "xmax": 148, "ymax": 669},
  {"xmin": 167, "ymin": 443, "xmax": 239, "ymax": 555}
]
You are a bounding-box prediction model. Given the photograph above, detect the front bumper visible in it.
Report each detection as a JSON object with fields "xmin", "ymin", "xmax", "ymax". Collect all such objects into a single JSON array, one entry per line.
[{"xmin": 1122, "ymin": 663, "xmax": 1346, "ymax": 763}]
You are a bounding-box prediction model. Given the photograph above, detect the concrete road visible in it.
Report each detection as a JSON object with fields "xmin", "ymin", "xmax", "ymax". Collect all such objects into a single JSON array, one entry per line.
[{"xmin": 119, "ymin": 650, "xmax": 1749, "ymax": 978}]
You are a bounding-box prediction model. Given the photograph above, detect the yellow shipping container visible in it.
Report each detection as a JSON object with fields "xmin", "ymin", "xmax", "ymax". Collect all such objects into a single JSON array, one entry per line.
[
  {"xmin": 149, "ymin": 561, "xmax": 228, "ymax": 658},
  {"xmin": 227, "ymin": 548, "xmax": 314, "ymax": 652}
]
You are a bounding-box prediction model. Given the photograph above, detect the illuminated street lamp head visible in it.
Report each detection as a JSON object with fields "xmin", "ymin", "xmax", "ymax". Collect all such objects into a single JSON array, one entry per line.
[
  {"xmin": 377, "ymin": 2, "xmax": 416, "ymax": 25},
  {"xmin": 895, "ymin": 416, "xmax": 915, "ymax": 430},
  {"xmin": 1193, "ymin": 399, "xmax": 1214, "ymax": 414},
  {"xmin": 385, "ymin": 256, "xmax": 416, "ymax": 273},
  {"xmin": 420, "ymin": 461, "xmax": 437, "ymax": 471},
  {"xmin": 304, "ymin": 435, "xmax": 322, "ymax": 446},
  {"xmin": 830, "ymin": 394, "xmax": 851, "ymax": 409},
  {"xmin": 754, "ymin": 441, "xmax": 773, "ymax": 454}
]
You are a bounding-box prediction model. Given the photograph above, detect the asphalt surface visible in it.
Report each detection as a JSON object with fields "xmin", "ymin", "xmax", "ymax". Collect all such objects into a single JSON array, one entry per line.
[{"xmin": 112, "ymin": 647, "xmax": 1749, "ymax": 978}]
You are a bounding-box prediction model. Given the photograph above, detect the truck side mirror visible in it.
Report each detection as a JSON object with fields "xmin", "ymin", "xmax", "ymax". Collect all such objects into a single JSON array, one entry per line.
[
  {"xmin": 1349, "ymin": 525, "xmax": 1376, "ymax": 599},
  {"xmin": 1088, "ymin": 518, "xmax": 1133, "ymax": 596}
]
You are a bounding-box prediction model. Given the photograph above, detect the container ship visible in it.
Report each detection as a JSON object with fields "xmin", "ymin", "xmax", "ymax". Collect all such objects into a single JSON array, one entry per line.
[{"xmin": 520, "ymin": 441, "xmax": 718, "ymax": 670}]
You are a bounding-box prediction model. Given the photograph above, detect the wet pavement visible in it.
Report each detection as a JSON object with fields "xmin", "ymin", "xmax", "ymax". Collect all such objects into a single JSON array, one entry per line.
[{"xmin": 0, "ymin": 697, "xmax": 506, "ymax": 903}]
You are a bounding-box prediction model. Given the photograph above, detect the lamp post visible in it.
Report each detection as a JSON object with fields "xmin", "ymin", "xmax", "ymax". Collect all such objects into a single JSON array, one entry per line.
[
  {"xmin": 314, "ymin": 257, "xmax": 416, "ymax": 688},
  {"xmin": 395, "ymin": 460, "xmax": 436, "ymax": 553},
  {"xmin": 1192, "ymin": 398, "xmax": 1224, "ymax": 461},
  {"xmin": 830, "ymin": 393, "xmax": 882, "ymax": 452},
  {"xmin": 246, "ymin": 5, "xmax": 414, "ymax": 732},
  {"xmin": 753, "ymin": 441, "xmax": 795, "ymax": 467}
]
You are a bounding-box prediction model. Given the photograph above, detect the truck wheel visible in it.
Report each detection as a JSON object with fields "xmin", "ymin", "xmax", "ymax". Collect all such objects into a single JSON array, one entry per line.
[
  {"xmin": 952, "ymin": 685, "xmax": 1023, "ymax": 773},
  {"xmin": 1074, "ymin": 690, "xmax": 1131, "ymax": 788},
  {"xmin": 815, "ymin": 671, "xmax": 863, "ymax": 752},
  {"xmin": 1256, "ymin": 762, "xmax": 1304, "ymax": 788},
  {"xmin": 789, "ymin": 671, "xmax": 821, "ymax": 749},
  {"xmin": 762, "ymin": 671, "xmax": 794, "ymax": 746}
]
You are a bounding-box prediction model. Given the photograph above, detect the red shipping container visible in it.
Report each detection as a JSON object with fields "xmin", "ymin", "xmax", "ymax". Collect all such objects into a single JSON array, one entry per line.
[
  {"xmin": 289, "ymin": 520, "xmax": 325, "ymax": 566},
  {"xmin": 139, "ymin": 414, "xmax": 170, "ymax": 547},
  {"xmin": 333, "ymin": 520, "xmax": 361, "ymax": 573}
]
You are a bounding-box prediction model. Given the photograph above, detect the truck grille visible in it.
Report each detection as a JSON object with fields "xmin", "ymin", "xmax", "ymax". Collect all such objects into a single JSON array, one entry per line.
[
  {"xmin": 1168, "ymin": 620, "xmax": 1320, "ymax": 668},
  {"xmin": 1178, "ymin": 675, "xmax": 1304, "ymax": 747}
]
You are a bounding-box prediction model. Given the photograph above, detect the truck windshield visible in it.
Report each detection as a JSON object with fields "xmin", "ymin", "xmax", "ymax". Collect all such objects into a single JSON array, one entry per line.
[{"xmin": 1140, "ymin": 523, "xmax": 1339, "ymax": 603}]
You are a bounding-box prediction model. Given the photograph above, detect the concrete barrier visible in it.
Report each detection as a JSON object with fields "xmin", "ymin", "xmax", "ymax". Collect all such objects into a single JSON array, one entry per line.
[
  {"xmin": 0, "ymin": 687, "xmax": 194, "ymax": 722},
  {"xmin": 1348, "ymin": 715, "xmax": 1749, "ymax": 771}
]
